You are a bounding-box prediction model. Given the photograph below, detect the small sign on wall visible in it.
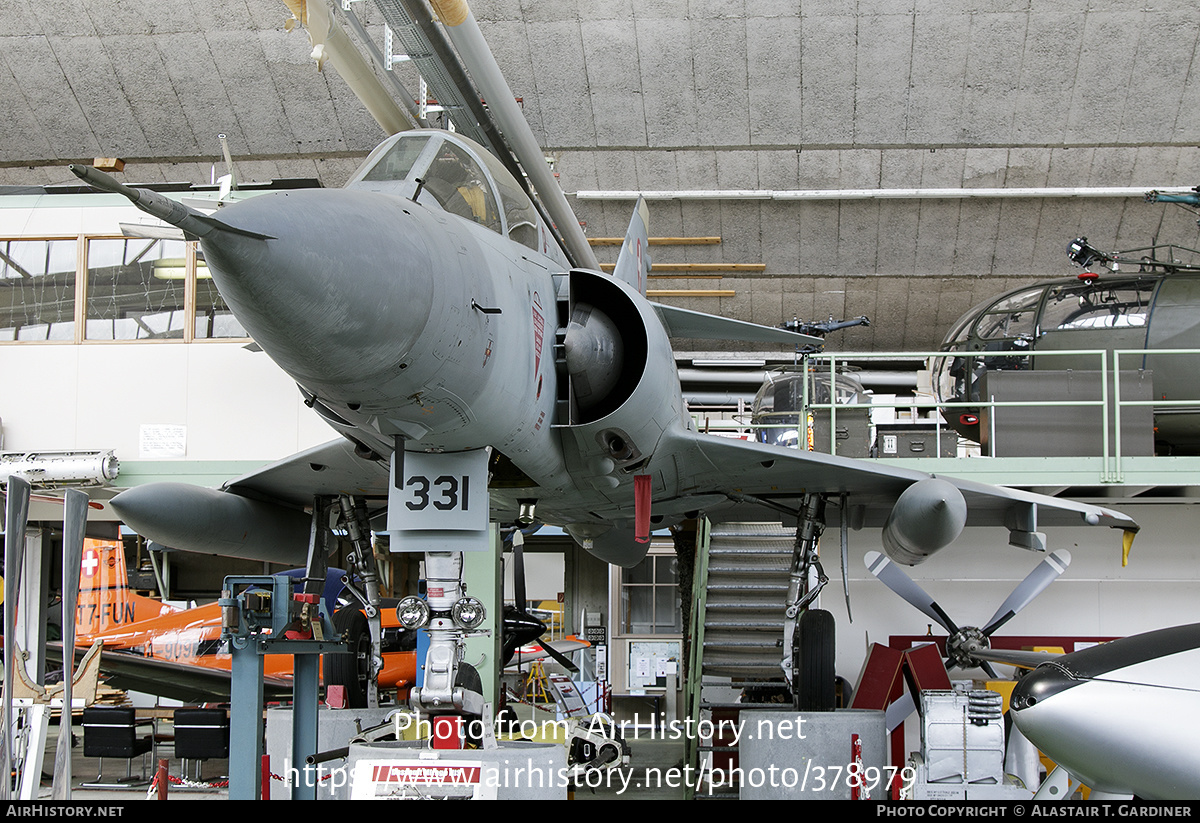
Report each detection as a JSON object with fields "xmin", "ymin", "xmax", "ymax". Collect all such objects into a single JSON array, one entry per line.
[{"xmin": 139, "ymin": 424, "xmax": 186, "ymax": 458}]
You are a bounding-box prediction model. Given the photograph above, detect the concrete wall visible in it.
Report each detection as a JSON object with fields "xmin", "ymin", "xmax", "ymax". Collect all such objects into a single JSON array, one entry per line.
[{"xmin": 5, "ymin": 2, "xmax": 1199, "ymax": 350}]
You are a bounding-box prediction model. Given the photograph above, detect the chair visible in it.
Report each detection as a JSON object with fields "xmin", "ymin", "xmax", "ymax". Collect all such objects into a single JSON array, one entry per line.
[
  {"xmin": 173, "ymin": 708, "xmax": 230, "ymax": 781},
  {"xmin": 80, "ymin": 707, "xmax": 154, "ymax": 787}
]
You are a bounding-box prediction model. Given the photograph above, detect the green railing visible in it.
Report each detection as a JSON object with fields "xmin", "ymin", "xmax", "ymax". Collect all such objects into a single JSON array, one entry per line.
[
  {"xmin": 1111, "ymin": 348, "xmax": 1200, "ymax": 477},
  {"xmin": 705, "ymin": 347, "xmax": 1200, "ymax": 484}
]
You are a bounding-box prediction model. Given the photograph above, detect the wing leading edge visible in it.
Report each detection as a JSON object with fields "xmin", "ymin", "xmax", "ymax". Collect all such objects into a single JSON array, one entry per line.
[
  {"xmin": 666, "ymin": 428, "xmax": 1137, "ymax": 557},
  {"xmin": 223, "ymin": 438, "xmax": 390, "ymax": 506},
  {"xmin": 140, "ymin": 427, "xmax": 1136, "ymax": 568}
]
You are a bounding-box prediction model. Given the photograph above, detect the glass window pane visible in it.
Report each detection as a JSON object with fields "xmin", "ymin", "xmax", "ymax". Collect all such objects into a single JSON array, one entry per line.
[
  {"xmin": 655, "ymin": 556, "xmax": 678, "ymax": 585},
  {"xmin": 0, "ymin": 239, "xmax": 77, "ymax": 341},
  {"xmin": 85, "ymin": 238, "xmax": 186, "ymax": 340},
  {"xmin": 975, "ymin": 287, "xmax": 1043, "ymax": 340},
  {"xmin": 625, "ymin": 587, "xmax": 654, "ymax": 634},
  {"xmin": 361, "ymin": 134, "xmax": 431, "ymax": 183},
  {"xmin": 472, "ymin": 144, "xmax": 540, "ymax": 250},
  {"xmin": 424, "ymin": 143, "xmax": 501, "ymax": 233},
  {"xmin": 194, "ymin": 251, "xmax": 247, "ymax": 339},
  {"xmin": 624, "ymin": 556, "xmax": 654, "ymax": 585},
  {"xmin": 1041, "ymin": 282, "xmax": 1153, "ymax": 332},
  {"xmin": 655, "ymin": 586, "xmax": 682, "ymax": 632}
]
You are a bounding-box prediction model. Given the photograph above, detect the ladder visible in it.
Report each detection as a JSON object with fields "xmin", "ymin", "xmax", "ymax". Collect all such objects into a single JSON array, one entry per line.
[{"xmin": 686, "ymin": 521, "xmax": 794, "ymax": 798}]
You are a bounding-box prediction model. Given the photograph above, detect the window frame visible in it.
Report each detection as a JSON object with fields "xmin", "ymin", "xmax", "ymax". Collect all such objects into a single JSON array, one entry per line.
[{"xmin": 0, "ymin": 234, "xmax": 251, "ymax": 345}]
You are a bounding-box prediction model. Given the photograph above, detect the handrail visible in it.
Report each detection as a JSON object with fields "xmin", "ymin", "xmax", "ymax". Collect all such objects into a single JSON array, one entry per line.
[{"xmin": 716, "ymin": 347, "xmax": 1200, "ymax": 484}]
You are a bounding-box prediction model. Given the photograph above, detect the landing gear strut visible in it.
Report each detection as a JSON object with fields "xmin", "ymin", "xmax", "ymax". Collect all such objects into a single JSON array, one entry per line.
[{"xmin": 782, "ymin": 493, "xmax": 836, "ymax": 711}]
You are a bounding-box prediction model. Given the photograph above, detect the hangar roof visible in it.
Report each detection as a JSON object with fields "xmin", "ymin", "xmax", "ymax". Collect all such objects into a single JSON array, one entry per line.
[{"xmin": 4, "ymin": 0, "xmax": 1200, "ymax": 350}]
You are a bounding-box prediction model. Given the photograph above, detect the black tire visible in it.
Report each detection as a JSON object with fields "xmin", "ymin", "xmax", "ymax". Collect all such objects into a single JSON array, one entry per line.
[
  {"xmin": 325, "ymin": 607, "xmax": 371, "ymax": 708},
  {"xmin": 794, "ymin": 608, "xmax": 836, "ymax": 712}
]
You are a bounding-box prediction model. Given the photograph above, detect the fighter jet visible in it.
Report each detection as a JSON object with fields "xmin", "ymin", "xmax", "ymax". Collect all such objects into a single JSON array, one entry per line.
[
  {"xmin": 76, "ymin": 127, "xmax": 1135, "ymax": 572},
  {"xmin": 62, "ymin": 0, "xmax": 1137, "ymax": 575},
  {"xmin": 62, "ymin": 3, "xmax": 1141, "ymax": 724}
]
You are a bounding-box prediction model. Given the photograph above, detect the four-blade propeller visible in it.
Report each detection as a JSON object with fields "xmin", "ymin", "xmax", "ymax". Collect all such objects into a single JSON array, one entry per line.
[{"xmin": 864, "ymin": 549, "xmax": 1071, "ymax": 675}]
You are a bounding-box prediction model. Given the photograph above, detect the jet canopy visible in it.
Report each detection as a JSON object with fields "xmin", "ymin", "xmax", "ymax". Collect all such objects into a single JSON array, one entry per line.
[{"xmin": 347, "ymin": 130, "xmax": 541, "ymax": 251}]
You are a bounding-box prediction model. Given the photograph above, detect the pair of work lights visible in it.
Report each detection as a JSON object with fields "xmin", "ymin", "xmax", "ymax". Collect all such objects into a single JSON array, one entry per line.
[{"xmin": 395, "ymin": 595, "xmax": 486, "ymax": 630}]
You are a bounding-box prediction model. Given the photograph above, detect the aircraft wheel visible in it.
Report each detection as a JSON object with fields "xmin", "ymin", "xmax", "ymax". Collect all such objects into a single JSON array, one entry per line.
[
  {"xmin": 325, "ymin": 607, "xmax": 371, "ymax": 708},
  {"xmin": 793, "ymin": 608, "xmax": 836, "ymax": 712}
]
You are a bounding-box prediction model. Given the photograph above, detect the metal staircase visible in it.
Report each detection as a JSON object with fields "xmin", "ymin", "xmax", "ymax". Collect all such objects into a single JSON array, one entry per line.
[
  {"xmin": 686, "ymin": 521, "xmax": 795, "ymax": 797},
  {"xmin": 701, "ymin": 522, "xmax": 793, "ymax": 678}
]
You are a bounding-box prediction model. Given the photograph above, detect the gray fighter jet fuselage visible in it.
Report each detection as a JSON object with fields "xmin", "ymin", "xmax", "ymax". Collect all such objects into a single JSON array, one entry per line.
[
  {"xmin": 84, "ymin": 129, "xmax": 1138, "ymax": 569},
  {"xmin": 187, "ymin": 130, "xmax": 696, "ymax": 563}
]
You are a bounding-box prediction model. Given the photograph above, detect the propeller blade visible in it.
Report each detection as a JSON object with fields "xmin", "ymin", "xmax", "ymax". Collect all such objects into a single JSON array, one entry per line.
[
  {"xmin": 2, "ymin": 475, "xmax": 31, "ymax": 801},
  {"xmin": 540, "ymin": 640, "xmax": 580, "ymax": 674},
  {"xmin": 864, "ymin": 551, "xmax": 959, "ymax": 634},
  {"xmin": 981, "ymin": 550, "xmax": 1071, "ymax": 636},
  {"xmin": 52, "ymin": 489, "xmax": 89, "ymax": 800},
  {"xmin": 970, "ymin": 647, "xmax": 1058, "ymax": 669},
  {"xmin": 512, "ymin": 530, "xmax": 527, "ymax": 609}
]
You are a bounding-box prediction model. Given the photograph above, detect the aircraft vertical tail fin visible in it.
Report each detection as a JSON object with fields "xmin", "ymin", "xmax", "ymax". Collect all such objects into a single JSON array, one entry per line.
[
  {"xmin": 610, "ymin": 197, "xmax": 651, "ymax": 296},
  {"xmin": 75, "ymin": 540, "xmax": 177, "ymax": 639},
  {"xmin": 77, "ymin": 540, "xmax": 126, "ymax": 594}
]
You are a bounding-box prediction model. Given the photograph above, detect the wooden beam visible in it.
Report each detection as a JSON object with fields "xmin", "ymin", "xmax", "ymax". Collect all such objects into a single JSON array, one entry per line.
[
  {"xmin": 646, "ymin": 289, "xmax": 735, "ymax": 297},
  {"xmin": 588, "ymin": 236, "xmax": 721, "ymax": 246}
]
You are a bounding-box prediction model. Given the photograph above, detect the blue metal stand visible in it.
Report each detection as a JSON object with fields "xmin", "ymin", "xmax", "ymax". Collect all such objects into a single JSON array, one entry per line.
[{"xmin": 221, "ymin": 575, "xmax": 344, "ymax": 800}]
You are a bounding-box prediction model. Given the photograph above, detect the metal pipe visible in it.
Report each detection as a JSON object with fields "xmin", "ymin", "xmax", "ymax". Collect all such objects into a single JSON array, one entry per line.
[
  {"xmin": 678, "ymin": 368, "xmax": 920, "ymax": 387},
  {"xmin": 428, "ymin": 0, "xmax": 600, "ymax": 270},
  {"xmin": 576, "ymin": 186, "xmax": 1197, "ymax": 202}
]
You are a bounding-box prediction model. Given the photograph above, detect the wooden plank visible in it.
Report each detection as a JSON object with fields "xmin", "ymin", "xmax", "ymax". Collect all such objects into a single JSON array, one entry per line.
[
  {"xmin": 646, "ymin": 290, "xmax": 735, "ymax": 297},
  {"xmin": 588, "ymin": 236, "xmax": 722, "ymax": 246}
]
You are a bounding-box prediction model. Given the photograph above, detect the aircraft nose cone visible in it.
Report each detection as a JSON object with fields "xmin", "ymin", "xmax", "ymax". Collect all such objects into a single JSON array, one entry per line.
[
  {"xmin": 1010, "ymin": 663, "xmax": 1079, "ymax": 714},
  {"xmin": 199, "ymin": 189, "xmax": 435, "ymax": 391}
]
